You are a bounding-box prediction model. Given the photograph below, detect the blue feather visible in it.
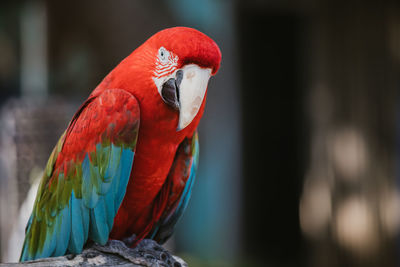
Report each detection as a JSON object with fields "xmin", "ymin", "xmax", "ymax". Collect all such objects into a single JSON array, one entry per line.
[
  {"xmin": 20, "ymin": 215, "xmax": 34, "ymax": 261},
  {"xmin": 68, "ymin": 191, "xmax": 85, "ymax": 254},
  {"xmin": 20, "ymin": 89, "xmax": 140, "ymax": 262},
  {"xmin": 115, "ymin": 148, "xmax": 134, "ymax": 207},
  {"xmin": 43, "ymin": 226, "xmax": 57, "ymax": 258},
  {"xmin": 109, "ymin": 146, "xmax": 134, "ymax": 211},
  {"xmin": 21, "ymin": 144, "xmax": 135, "ymax": 261},
  {"xmin": 174, "ymin": 136, "xmax": 199, "ymax": 220},
  {"xmin": 151, "ymin": 134, "xmax": 199, "ymax": 243},
  {"xmin": 20, "ymin": 245, "xmax": 30, "ymax": 261},
  {"xmin": 81, "ymin": 156, "xmax": 93, "ymax": 208},
  {"xmin": 89, "ymin": 199, "xmax": 109, "ymax": 245},
  {"xmin": 81, "ymin": 201, "xmax": 90, "ymax": 244},
  {"xmin": 103, "ymin": 183, "xmax": 116, "ymax": 230},
  {"xmin": 53, "ymin": 205, "xmax": 71, "ymax": 256}
]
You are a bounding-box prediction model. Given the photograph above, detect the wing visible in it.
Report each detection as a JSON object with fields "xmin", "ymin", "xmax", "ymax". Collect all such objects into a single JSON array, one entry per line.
[
  {"xmin": 147, "ymin": 131, "xmax": 199, "ymax": 244},
  {"xmin": 20, "ymin": 89, "xmax": 140, "ymax": 261}
]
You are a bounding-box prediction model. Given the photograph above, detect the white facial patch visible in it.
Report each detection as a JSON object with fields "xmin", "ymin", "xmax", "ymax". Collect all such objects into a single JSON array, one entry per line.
[
  {"xmin": 153, "ymin": 47, "xmax": 179, "ymax": 93},
  {"xmin": 152, "ymin": 47, "xmax": 212, "ymax": 131}
]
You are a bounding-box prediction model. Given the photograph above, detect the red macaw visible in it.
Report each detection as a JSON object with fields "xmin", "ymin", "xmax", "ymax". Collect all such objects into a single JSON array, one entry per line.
[{"xmin": 20, "ymin": 27, "xmax": 221, "ymax": 261}]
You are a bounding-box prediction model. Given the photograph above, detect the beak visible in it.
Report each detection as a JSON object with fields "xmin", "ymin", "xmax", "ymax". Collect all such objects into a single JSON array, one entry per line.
[
  {"xmin": 160, "ymin": 70, "xmax": 183, "ymax": 111},
  {"xmin": 160, "ymin": 64, "xmax": 211, "ymax": 131}
]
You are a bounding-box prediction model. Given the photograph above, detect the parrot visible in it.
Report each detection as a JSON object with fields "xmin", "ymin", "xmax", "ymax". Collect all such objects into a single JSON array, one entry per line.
[{"xmin": 19, "ymin": 26, "xmax": 221, "ymax": 262}]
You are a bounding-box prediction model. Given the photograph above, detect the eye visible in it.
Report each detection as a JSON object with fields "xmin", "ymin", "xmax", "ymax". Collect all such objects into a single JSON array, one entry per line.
[{"xmin": 158, "ymin": 47, "xmax": 169, "ymax": 63}]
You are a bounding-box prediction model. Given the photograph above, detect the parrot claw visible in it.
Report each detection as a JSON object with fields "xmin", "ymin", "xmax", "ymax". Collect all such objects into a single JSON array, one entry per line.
[
  {"xmin": 92, "ymin": 239, "xmax": 187, "ymax": 267},
  {"xmin": 122, "ymin": 233, "xmax": 137, "ymax": 247}
]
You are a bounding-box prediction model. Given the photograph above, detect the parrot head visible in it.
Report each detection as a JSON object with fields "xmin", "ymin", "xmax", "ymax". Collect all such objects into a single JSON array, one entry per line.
[
  {"xmin": 103, "ymin": 27, "xmax": 221, "ymax": 132},
  {"xmin": 148, "ymin": 27, "xmax": 221, "ymax": 131},
  {"xmin": 96, "ymin": 27, "xmax": 221, "ymax": 132}
]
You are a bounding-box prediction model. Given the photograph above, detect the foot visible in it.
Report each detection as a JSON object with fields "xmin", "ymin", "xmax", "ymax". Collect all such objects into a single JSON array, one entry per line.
[{"xmin": 122, "ymin": 233, "xmax": 137, "ymax": 247}]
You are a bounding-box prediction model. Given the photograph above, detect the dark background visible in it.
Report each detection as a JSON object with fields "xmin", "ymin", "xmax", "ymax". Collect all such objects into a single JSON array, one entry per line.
[{"xmin": 0, "ymin": 1, "xmax": 399, "ymax": 267}]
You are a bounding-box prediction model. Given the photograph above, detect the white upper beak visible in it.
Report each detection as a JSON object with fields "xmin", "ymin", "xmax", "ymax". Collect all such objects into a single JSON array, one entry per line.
[
  {"xmin": 154, "ymin": 64, "xmax": 212, "ymax": 131},
  {"xmin": 177, "ymin": 64, "xmax": 211, "ymax": 130}
]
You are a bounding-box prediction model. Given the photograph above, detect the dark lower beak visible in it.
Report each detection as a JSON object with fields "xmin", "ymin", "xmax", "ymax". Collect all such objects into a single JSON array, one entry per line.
[{"xmin": 161, "ymin": 70, "xmax": 183, "ymax": 110}]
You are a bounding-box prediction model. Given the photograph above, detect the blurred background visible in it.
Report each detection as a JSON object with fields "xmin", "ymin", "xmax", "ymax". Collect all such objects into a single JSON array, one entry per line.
[{"xmin": 0, "ymin": 0, "xmax": 400, "ymax": 266}]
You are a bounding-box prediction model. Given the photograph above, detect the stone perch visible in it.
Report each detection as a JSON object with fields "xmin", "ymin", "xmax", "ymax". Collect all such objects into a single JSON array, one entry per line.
[{"xmin": 0, "ymin": 240, "xmax": 187, "ymax": 267}]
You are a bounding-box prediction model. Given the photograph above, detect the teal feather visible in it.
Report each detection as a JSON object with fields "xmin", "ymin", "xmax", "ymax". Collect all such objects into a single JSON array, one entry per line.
[
  {"xmin": 68, "ymin": 191, "xmax": 85, "ymax": 254},
  {"xmin": 20, "ymin": 145, "xmax": 136, "ymax": 261},
  {"xmin": 81, "ymin": 156, "xmax": 94, "ymax": 208},
  {"xmin": 21, "ymin": 215, "xmax": 34, "ymax": 260},
  {"xmin": 43, "ymin": 225, "xmax": 57, "ymax": 258},
  {"xmin": 168, "ymin": 138, "xmax": 198, "ymax": 224},
  {"xmin": 20, "ymin": 89, "xmax": 139, "ymax": 262},
  {"xmin": 89, "ymin": 204, "xmax": 108, "ymax": 245},
  {"xmin": 103, "ymin": 183, "xmax": 116, "ymax": 230},
  {"xmin": 151, "ymin": 134, "xmax": 199, "ymax": 243},
  {"xmin": 53, "ymin": 206, "xmax": 71, "ymax": 256},
  {"xmin": 115, "ymin": 148, "xmax": 134, "ymax": 207}
]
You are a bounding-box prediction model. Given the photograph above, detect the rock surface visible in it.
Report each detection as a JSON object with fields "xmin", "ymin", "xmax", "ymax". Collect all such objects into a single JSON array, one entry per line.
[{"xmin": 0, "ymin": 239, "xmax": 187, "ymax": 267}]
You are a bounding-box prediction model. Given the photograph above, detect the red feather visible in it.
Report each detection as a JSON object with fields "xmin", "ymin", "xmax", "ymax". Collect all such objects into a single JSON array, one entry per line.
[
  {"xmin": 102, "ymin": 28, "xmax": 219, "ymax": 242},
  {"xmin": 65, "ymin": 27, "xmax": 219, "ymax": 244}
]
